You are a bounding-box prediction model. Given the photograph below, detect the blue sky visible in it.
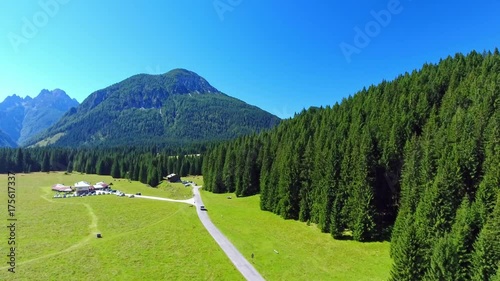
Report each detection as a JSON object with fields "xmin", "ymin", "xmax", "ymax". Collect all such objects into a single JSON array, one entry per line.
[{"xmin": 0, "ymin": 0, "xmax": 499, "ymax": 118}]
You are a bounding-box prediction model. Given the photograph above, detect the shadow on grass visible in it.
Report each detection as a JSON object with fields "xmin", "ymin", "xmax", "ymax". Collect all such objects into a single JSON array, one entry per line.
[{"xmin": 334, "ymin": 235, "xmax": 354, "ymax": 241}]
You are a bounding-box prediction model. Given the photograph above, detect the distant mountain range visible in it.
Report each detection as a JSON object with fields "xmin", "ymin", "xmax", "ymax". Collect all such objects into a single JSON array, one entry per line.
[
  {"xmin": 0, "ymin": 89, "xmax": 79, "ymax": 147},
  {"xmin": 26, "ymin": 69, "xmax": 281, "ymax": 147}
]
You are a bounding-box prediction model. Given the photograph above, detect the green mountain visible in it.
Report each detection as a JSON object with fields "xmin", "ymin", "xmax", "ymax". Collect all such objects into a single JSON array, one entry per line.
[
  {"xmin": 0, "ymin": 90, "xmax": 79, "ymax": 146},
  {"xmin": 0, "ymin": 129, "xmax": 16, "ymax": 147},
  {"xmin": 202, "ymin": 50, "xmax": 500, "ymax": 279},
  {"xmin": 27, "ymin": 69, "xmax": 280, "ymax": 147}
]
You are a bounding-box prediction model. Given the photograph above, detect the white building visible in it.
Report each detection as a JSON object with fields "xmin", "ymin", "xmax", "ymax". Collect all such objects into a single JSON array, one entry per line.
[
  {"xmin": 94, "ymin": 182, "xmax": 109, "ymax": 190},
  {"xmin": 74, "ymin": 181, "xmax": 91, "ymax": 194}
]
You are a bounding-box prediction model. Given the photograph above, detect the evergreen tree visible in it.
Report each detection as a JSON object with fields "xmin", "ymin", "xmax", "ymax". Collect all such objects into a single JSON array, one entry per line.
[
  {"xmin": 423, "ymin": 234, "xmax": 458, "ymax": 281},
  {"xmin": 96, "ymin": 158, "xmax": 106, "ymax": 175},
  {"xmin": 351, "ymin": 128, "xmax": 376, "ymax": 241},
  {"xmin": 391, "ymin": 137, "xmax": 422, "ymax": 258},
  {"xmin": 447, "ymin": 198, "xmax": 481, "ymax": 280},
  {"xmin": 299, "ymin": 138, "xmax": 314, "ymax": 222},
  {"xmin": 139, "ymin": 161, "xmax": 148, "ymax": 184},
  {"xmin": 41, "ymin": 153, "xmax": 50, "ymax": 172},
  {"xmin": 390, "ymin": 215, "xmax": 427, "ymax": 280},
  {"xmin": 14, "ymin": 149, "xmax": 23, "ymax": 173},
  {"xmin": 471, "ymin": 195, "xmax": 500, "ymax": 281},
  {"xmin": 0, "ymin": 151, "xmax": 7, "ymax": 174},
  {"xmin": 147, "ymin": 161, "xmax": 159, "ymax": 187},
  {"xmin": 222, "ymin": 146, "xmax": 236, "ymax": 193},
  {"xmin": 66, "ymin": 161, "xmax": 73, "ymax": 173},
  {"xmin": 111, "ymin": 161, "xmax": 121, "ymax": 178}
]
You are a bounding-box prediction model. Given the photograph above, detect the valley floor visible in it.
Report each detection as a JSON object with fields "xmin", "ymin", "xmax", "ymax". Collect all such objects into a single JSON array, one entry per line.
[{"xmin": 0, "ymin": 173, "xmax": 391, "ymax": 280}]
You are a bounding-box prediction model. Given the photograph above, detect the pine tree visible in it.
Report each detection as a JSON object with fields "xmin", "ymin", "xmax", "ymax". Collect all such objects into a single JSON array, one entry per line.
[
  {"xmin": 475, "ymin": 113, "xmax": 500, "ymax": 226},
  {"xmin": 447, "ymin": 198, "xmax": 481, "ymax": 280},
  {"xmin": 259, "ymin": 140, "xmax": 272, "ymax": 210},
  {"xmin": 390, "ymin": 214, "xmax": 427, "ymax": 280},
  {"xmin": 167, "ymin": 157, "xmax": 174, "ymax": 174},
  {"xmin": 239, "ymin": 148, "xmax": 253, "ymax": 196},
  {"xmin": 96, "ymin": 158, "xmax": 106, "ymax": 175},
  {"xmin": 471, "ymin": 195, "xmax": 500, "ymax": 281},
  {"xmin": 0, "ymin": 151, "xmax": 7, "ymax": 174},
  {"xmin": 222, "ymin": 146, "xmax": 236, "ymax": 193},
  {"xmin": 41, "ymin": 153, "xmax": 50, "ymax": 172},
  {"xmin": 423, "ymin": 233, "xmax": 458, "ymax": 281},
  {"xmin": 313, "ymin": 146, "xmax": 334, "ymax": 233},
  {"xmin": 239, "ymin": 140, "xmax": 261, "ymax": 197},
  {"xmin": 14, "ymin": 149, "xmax": 23, "ymax": 173},
  {"xmin": 234, "ymin": 146, "xmax": 245, "ymax": 196},
  {"xmin": 147, "ymin": 161, "xmax": 159, "ymax": 187},
  {"xmin": 130, "ymin": 162, "xmax": 138, "ymax": 181},
  {"xmin": 391, "ymin": 137, "xmax": 422, "ymax": 258},
  {"xmin": 139, "ymin": 162, "xmax": 148, "ymax": 184},
  {"xmin": 188, "ymin": 158, "xmax": 195, "ymax": 175},
  {"xmin": 84, "ymin": 156, "xmax": 94, "ymax": 174},
  {"xmin": 66, "ymin": 161, "xmax": 73, "ymax": 173},
  {"xmin": 299, "ymin": 138, "xmax": 314, "ymax": 222},
  {"xmin": 212, "ymin": 146, "xmax": 226, "ymax": 193},
  {"xmin": 49, "ymin": 150, "xmax": 60, "ymax": 171},
  {"xmin": 351, "ymin": 128, "xmax": 376, "ymax": 241},
  {"xmin": 111, "ymin": 161, "xmax": 121, "ymax": 178}
]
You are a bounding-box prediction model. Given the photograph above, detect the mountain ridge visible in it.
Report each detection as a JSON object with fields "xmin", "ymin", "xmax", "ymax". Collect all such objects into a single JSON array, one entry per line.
[
  {"xmin": 27, "ymin": 69, "xmax": 280, "ymax": 147},
  {"xmin": 0, "ymin": 89, "xmax": 79, "ymax": 147}
]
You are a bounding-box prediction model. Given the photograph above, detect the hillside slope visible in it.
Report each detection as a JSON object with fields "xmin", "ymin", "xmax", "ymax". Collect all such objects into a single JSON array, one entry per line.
[
  {"xmin": 203, "ymin": 50, "xmax": 500, "ymax": 279},
  {"xmin": 0, "ymin": 129, "xmax": 16, "ymax": 147}
]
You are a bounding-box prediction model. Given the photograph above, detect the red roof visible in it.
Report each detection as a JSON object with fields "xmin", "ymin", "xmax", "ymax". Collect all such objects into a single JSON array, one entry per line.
[{"xmin": 52, "ymin": 184, "xmax": 72, "ymax": 192}]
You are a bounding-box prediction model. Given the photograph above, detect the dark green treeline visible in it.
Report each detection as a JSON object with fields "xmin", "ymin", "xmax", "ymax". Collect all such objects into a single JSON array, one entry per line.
[
  {"xmin": 0, "ymin": 146, "xmax": 202, "ymax": 186},
  {"xmin": 203, "ymin": 50, "xmax": 500, "ymax": 279}
]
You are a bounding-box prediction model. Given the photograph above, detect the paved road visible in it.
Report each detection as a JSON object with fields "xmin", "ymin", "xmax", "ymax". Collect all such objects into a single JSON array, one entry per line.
[
  {"xmin": 134, "ymin": 187, "xmax": 265, "ymax": 281},
  {"xmin": 134, "ymin": 194, "xmax": 195, "ymax": 205},
  {"xmin": 192, "ymin": 186, "xmax": 265, "ymax": 281}
]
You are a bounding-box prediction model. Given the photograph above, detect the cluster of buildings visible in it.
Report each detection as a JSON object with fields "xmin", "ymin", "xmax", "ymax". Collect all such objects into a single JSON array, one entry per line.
[{"xmin": 52, "ymin": 181, "xmax": 111, "ymax": 195}]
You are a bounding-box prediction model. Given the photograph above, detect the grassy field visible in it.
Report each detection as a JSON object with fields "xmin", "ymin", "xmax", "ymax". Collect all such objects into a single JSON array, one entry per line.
[
  {"xmin": 0, "ymin": 172, "xmax": 242, "ymax": 281},
  {"xmin": 0, "ymin": 172, "xmax": 391, "ymax": 280},
  {"xmin": 98, "ymin": 175, "xmax": 194, "ymax": 200},
  {"xmin": 201, "ymin": 190, "xmax": 392, "ymax": 281}
]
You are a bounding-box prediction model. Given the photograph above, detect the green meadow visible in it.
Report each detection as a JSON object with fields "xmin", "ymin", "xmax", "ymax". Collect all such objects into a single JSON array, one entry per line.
[
  {"xmin": 201, "ymin": 191, "xmax": 392, "ymax": 281},
  {"xmin": 0, "ymin": 172, "xmax": 242, "ymax": 281},
  {"xmin": 0, "ymin": 172, "xmax": 391, "ymax": 280}
]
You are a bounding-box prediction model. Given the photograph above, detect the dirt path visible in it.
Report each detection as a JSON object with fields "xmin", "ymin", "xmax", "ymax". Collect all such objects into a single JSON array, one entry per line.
[{"xmin": 0, "ymin": 198, "xmax": 100, "ymax": 269}]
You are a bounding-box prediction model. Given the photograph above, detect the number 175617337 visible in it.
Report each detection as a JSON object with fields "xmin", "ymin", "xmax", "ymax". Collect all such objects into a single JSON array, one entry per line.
[{"xmin": 7, "ymin": 172, "xmax": 16, "ymax": 217}]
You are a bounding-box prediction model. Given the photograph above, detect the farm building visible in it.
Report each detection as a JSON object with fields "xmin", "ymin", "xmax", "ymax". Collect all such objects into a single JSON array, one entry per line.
[
  {"xmin": 166, "ymin": 173, "xmax": 180, "ymax": 182},
  {"xmin": 74, "ymin": 181, "xmax": 92, "ymax": 194},
  {"xmin": 52, "ymin": 184, "xmax": 72, "ymax": 192},
  {"xmin": 94, "ymin": 182, "xmax": 109, "ymax": 190}
]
